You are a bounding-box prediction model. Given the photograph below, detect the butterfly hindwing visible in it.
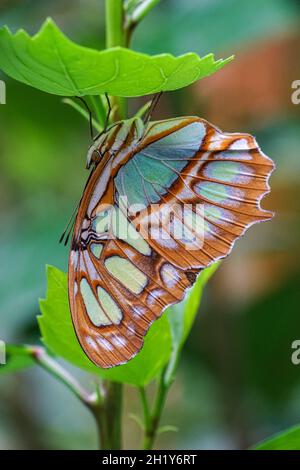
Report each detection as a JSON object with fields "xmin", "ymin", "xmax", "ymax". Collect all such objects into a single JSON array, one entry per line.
[{"xmin": 68, "ymin": 117, "xmax": 274, "ymax": 368}]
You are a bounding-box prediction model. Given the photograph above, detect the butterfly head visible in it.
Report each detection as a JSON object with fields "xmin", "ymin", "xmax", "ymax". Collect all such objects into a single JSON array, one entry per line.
[{"xmin": 86, "ymin": 118, "xmax": 145, "ymax": 170}]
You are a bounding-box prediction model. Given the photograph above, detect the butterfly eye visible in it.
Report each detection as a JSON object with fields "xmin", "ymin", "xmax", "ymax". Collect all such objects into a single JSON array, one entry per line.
[
  {"xmin": 92, "ymin": 209, "xmax": 111, "ymax": 235},
  {"xmin": 86, "ymin": 147, "xmax": 103, "ymax": 169}
]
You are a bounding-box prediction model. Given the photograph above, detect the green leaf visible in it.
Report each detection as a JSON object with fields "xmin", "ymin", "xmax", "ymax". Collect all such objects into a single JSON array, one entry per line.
[
  {"xmin": 38, "ymin": 265, "xmax": 172, "ymax": 386},
  {"xmin": 254, "ymin": 425, "xmax": 300, "ymax": 450},
  {"xmin": 164, "ymin": 262, "xmax": 219, "ymax": 385},
  {"xmin": 0, "ymin": 18, "xmax": 233, "ymax": 97},
  {"xmin": 0, "ymin": 344, "xmax": 35, "ymax": 374}
]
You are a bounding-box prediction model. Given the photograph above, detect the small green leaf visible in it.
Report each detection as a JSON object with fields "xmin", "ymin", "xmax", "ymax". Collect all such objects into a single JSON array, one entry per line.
[
  {"xmin": 38, "ymin": 265, "xmax": 172, "ymax": 386},
  {"xmin": 124, "ymin": 0, "xmax": 143, "ymax": 16},
  {"xmin": 0, "ymin": 18, "xmax": 233, "ymax": 97},
  {"xmin": 164, "ymin": 262, "xmax": 219, "ymax": 385},
  {"xmin": 0, "ymin": 344, "xmax": 35, "ymax": 374},
  {"xmin": 254, "ymin": 425, "xmax": 300, "ymax": 450}
]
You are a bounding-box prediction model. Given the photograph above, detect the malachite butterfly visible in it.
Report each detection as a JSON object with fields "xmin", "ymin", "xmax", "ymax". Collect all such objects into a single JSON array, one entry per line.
[{"xmin": 68, "ymin": 113, "xmax": 274, "ymax": 368}]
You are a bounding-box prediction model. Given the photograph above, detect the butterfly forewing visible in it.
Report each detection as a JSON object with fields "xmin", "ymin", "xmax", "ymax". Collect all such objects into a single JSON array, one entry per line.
[{"xmin": 68, "ymin": 117, "xmax": 274, "ymax": 368}]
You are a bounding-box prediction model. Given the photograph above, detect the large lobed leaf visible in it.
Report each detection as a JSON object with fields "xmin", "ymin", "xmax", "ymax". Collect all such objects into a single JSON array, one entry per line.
[
  {"xmin": 164, "ymin": 262, "xmax": 219, "ymax": 385},
  {"xmin": 0, "ymin": 18, "xmax": 233, "ymax": 97}
]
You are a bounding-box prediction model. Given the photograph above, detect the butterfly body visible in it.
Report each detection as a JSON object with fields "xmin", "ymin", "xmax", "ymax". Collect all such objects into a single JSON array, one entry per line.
[{"xmin": 68, "ymin": 116, "xmax": 274, "ymax": 368}]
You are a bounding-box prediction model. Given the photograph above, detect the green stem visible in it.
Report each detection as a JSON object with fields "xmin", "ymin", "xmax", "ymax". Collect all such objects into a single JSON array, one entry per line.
[
  {"xmin": 93, "ymin": 381, "xmax": 123, "ymax": 449},
  {"xmin": 139, "ymin": 387, "xmax": 151, "ymax": 430},
  {"xmin": 142, "ymin": 371, "xmax": 169, "ymax": 450},
  {"xmin": 62, "ymin": 98, "xmax": 103, "ymax": 133}
]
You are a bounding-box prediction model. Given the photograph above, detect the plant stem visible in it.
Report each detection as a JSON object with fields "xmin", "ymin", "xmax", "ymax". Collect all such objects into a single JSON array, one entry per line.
[
  {"xmin": 142, "ymin": 371, "xmax": 169, "ymax": 450},
  {"xmin": 89, "ymin": 95, "xmax": 107, "ymax": 128},
  {"xmin": 105, "ymin": 0, "xmax": 126, "ymax": 120},
  {"xmin": 105, "ymin": 0, "xmax": 125, "ymax": 49},
  {"xmin": 92, "ymin": 381, "xmax": 123, "ymax": 449},
  {"xmin": 62, "ymin": 98, "xmax": 103, "ymax": 133},
  {"xmin": 139, "ymin": 386, "xmax": 151, "ymax": 430}
]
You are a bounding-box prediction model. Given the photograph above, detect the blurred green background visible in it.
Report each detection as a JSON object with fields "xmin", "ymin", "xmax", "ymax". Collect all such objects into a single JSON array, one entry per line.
[{"xmin": 0, "ymin": 0, "xmax": 300, "ymax": 450}]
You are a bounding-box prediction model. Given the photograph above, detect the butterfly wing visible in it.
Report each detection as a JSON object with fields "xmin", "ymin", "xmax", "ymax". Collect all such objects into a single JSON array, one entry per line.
[{"xmin": 69, "ymin": 117, "xmax": 274, "ymax": 368}]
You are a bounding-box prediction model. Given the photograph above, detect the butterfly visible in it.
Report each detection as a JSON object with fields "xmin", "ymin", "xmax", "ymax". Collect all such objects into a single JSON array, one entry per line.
[{"xmin": 67, "ymin": 107, "xmax": 274, "ymax": 368}]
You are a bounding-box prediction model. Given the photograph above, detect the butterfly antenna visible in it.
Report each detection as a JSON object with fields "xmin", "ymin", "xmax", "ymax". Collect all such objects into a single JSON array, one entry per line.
[
  {"xmin": 144, "ymin": 91, "xmax": 163, "ymax": 126},
  {"xmin": 75, "ymin": 96, "xmax": 94, "ymax": 140}
]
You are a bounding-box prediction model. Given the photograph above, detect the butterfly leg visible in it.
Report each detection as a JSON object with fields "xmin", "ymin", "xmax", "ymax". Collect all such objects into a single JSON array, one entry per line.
[{"xmin": 75, "ymin": 96, "xmax": 94, "ymax": 141}]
